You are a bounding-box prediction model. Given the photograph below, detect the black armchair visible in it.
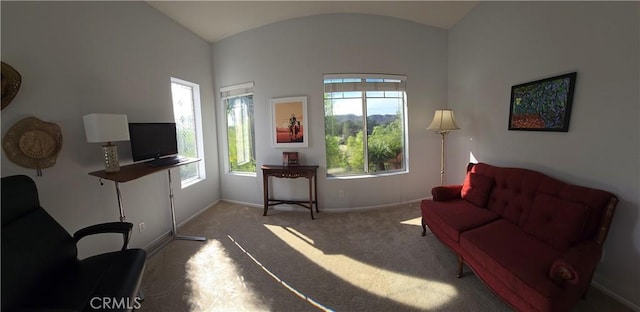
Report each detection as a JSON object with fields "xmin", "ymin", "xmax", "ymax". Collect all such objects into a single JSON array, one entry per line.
[{"xmin": 1, "ymin": 175, "xmax": 147, "ymax": 311}]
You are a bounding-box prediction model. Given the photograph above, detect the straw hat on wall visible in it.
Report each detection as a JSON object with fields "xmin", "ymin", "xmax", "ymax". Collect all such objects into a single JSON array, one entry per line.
[
  {"xmin": 3, "ymin": 117, "xmax": 63, "ymax": 176},
  {"xmin": 1, "ymin": 62, "xmax": 22, "ymax": 110}
]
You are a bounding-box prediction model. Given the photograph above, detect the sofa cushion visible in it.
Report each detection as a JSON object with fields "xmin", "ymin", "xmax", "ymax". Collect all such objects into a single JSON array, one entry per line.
[
  {"xmin": 537, "ymin": 181, "xmax": 616, "ymax": 242},
  {"xmin": 471, "ymin": 163, "xmax": 545, "ymax": 226},
  {"xmin": 421, "ymin": 199, "xmax": 499, "ymax": 243},
  {"xmin": 460, "ymin": 220, "xmax": 563, "ymax": 310},
  {"xmin": 432, "ymin": 185, "xmax": 463, "ymax": 201},
  {"xmin": 461, "ymin": 172, "xmax": 494, "ymax": 207},
  {"xmin": 522, "ymin": 193, "xmax": 590, "ymax": 251}
]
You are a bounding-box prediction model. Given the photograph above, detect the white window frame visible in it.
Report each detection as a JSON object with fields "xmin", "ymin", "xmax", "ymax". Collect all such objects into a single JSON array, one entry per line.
[
  {"xmin": 171, "ymin": 77, "xmax": 206, "ymax": 188},
  {"xmin": 323, "ymin": 74, "xmax": 408, "ymax": 177},
  {"xmin": 221, "ymin": 82, "xmax": 256, "ymax": 175}
]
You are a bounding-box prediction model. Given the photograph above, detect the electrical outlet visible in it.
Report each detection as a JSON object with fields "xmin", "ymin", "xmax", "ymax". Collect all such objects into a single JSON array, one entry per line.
[
  {"xmin": 138, "ymin": 222, "xmax": 145, "ymax": 232},
  {"xmin": 339, "ymin": 190, "xmax": 345, "ymax": 198}
]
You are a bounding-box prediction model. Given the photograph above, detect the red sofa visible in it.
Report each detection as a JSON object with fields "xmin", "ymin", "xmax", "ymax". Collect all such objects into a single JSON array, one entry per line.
[{"xmin": 421, "ymin": 163, "xmax": 617, "ymax": 312}]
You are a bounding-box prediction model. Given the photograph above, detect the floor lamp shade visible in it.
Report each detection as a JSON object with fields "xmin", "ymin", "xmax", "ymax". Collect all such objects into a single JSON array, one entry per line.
[
  {"xmin": 427, "ymin": 109, "xmax": 460, "ymax": 185},
  {"xmin": 83, "ymin": 114, "xmax": 130, "ymax": 173},
  {"xmin": 427, "ymin": 109, "xmax": 460, "ymax": 133}
]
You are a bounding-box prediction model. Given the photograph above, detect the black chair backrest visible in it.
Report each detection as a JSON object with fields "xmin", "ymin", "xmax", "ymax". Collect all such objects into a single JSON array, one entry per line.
[{"xmin": 1, "ymin": 175, "xmax": 78, "ymax": 310}]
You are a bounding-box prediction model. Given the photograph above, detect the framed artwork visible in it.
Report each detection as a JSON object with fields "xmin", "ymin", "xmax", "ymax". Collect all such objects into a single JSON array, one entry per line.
[
  {"xmin": 271, "ymin": 96, "xmax": 308, "ymax": 147},
  {"xmin": 508, "ymin": 72, "xmax": 577, "ymax": 132},
  {"xmin": 282, "ymin": 152, "xmax": 299, "ymax": 166}
]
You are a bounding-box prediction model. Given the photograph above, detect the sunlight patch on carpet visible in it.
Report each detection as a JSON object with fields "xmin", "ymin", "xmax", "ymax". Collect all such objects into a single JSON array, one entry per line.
[
  {"xmin": 264, "ymin": 224, "xmax": 458, "ymax": 310},
  {"xmin": 228, "ymin": 235, "xmax": 333, "ymax": 312},
  {"xmin": 185, "ymin": 240, "xmax": 266, "ymax": 311},
  {"xmin": 400, "ymin": 217, "xmax": 423, "ymax": 226}
]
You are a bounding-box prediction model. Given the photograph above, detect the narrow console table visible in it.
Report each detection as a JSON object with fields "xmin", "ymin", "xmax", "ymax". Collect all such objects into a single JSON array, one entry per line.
[
  {"xmin": 261, "ymin": 165, "xmax": 319, "ymax": 220},
  {"xmin": 89, "ymin": 158, "xmax": 205, "ymax": 242}
]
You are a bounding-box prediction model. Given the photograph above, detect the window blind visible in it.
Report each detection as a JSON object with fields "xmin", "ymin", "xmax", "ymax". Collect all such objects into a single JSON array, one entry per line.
[
  {"xmin": 220, "ymin": 81, "xmax": 254, "ymax": 100},
  {"xmin": 323, "ymin": 74, "xmax": 406, "ymax": 93}
]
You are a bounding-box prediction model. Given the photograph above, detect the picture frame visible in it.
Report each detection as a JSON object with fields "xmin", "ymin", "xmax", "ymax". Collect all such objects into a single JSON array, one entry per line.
[
  {"xmin": 271, "ymin": 96, "xmax": 308, "ymax": 147},
  {"xmin": 282, "ymin": 152, "xmax": 299, "ymax": 166},
  {"xmin": 508, "ymin": 72, "xmax": 577, "ymax": 132}
]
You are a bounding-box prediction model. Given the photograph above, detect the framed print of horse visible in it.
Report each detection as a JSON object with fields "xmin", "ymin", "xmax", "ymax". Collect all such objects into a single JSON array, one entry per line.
[{"xmin": 271, "ymin": 96, "xmax": 308, "ymax": 147}]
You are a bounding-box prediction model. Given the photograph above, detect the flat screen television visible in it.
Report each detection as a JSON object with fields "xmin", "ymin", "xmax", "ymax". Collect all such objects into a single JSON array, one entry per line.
[{"xmin": 129, "ymin": 123, "xmax": 179, "ymax": 162}]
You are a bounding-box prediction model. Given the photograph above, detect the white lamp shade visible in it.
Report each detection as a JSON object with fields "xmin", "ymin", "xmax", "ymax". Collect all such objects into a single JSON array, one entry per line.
[
  {"xmin": 83, "ymin": 113, "xmax": 130, "ymax": 143},
  {"xmin": 427, "ymin": 109, "xmax": 460, "ymax": 131}
]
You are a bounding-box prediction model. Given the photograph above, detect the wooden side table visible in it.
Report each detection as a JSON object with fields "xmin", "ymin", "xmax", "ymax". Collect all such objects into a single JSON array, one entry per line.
[{"xmin": 261, "ymin": 165, "xmax": 319, "ymax": 219}]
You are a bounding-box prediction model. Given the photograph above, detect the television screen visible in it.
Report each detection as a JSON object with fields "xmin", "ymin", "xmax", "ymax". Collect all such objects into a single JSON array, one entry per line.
[{"xmin": 129, "ymin": 123, "xmax": 178, "ymax": 162}]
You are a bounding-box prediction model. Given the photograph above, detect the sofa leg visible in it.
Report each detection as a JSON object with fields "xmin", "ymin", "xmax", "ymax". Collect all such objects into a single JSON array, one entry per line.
[
  {"xmin": 457, "ymin": 255, "xmax": 464, "ymax": 278},
  {"xmin": 421, "ymin": 218, "xmax": 427, "ymax": 236}
]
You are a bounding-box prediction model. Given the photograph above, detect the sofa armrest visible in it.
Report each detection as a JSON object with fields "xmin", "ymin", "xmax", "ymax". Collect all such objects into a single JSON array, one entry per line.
[
  {"xmin": 74, "ymin": 222, "xmax": 133, "ymax": 251},
  {"xmin": 549, "ymin": 241, "xmax": 602, "ymax": 285},
  {"xmin": 432, "ymin": 185, "xmax": 463, "ymax": 201}
]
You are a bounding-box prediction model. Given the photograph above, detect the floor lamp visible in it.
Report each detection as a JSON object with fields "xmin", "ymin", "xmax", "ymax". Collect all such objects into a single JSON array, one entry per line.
[{"xmin": 427, "ymin": 109, "xmax": 460, "ymax": 185}]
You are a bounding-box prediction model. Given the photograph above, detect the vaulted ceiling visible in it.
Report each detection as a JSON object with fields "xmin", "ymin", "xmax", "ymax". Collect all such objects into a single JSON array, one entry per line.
[{"xmin": 147, "ymin": 1, "xmax": 478, "ymax": 43}]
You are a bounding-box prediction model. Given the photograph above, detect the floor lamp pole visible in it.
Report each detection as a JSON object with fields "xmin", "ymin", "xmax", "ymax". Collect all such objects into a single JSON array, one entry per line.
[{"xmin": 439, "ymin": 131, "xmax": 448, "ymax": 185}]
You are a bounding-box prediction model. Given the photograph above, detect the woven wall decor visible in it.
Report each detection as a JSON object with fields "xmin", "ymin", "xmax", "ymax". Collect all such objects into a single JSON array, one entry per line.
[
  {"xmin": 3, "ymin": 117, "xmax": 63, "ymax": 176},
  {"xmin": 1, "ymin": 62, "xmax": 22, "ymax": 110}
]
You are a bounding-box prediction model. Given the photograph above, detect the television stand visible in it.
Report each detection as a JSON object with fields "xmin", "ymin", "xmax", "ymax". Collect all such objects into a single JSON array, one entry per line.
[{"xmin": 89, "ymin": 158, "xmax": 205, "ymax": 242}]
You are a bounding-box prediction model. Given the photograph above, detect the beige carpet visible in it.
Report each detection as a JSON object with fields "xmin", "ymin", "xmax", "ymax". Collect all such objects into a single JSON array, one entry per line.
[{"xmin": 139, "ymin": 201, "xmax": 632, "ymax": 312}]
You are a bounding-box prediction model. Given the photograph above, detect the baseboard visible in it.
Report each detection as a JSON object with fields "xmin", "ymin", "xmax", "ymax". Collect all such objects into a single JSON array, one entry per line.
[
  {"xmin": 143, "ymin": 232, "xmax": 172, "ymax": 257},
  {"xmin": 178, "ymin": 199, "xmax": 220, "ymax": 227},
  {"xmin": 221, "ymin": 198, "xmax": 262, "ymax": 209},
  {"xmin": 592, "ymin": 281, "xmax": 640, "ymax": 311},
  {"xmin": 321, "ymin": 198, "xmax": 425, "ymax": 212},
  {"xmin": 143, "ymin": 199, "xmax": 220, "ymax": 256},
  {"xmin": 220, "ymin": 197, "xmax": 429, "ymax": 212}
]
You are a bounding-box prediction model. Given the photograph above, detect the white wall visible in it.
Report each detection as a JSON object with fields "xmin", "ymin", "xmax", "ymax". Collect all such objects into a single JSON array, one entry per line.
[
  {"xmin": 448, "ymin": 2, "xmax": 639, "ymax": 308},
  {"xmin": 212, "ymin": 14, "xmax": 448, "ymax": 210},
  {"xmin": 1, "ymin": 2, "xmax": 220, "ymax": 257},
  {"xmin": 4, "ymin": 2, "xmax": 637, "ymax": 307}
]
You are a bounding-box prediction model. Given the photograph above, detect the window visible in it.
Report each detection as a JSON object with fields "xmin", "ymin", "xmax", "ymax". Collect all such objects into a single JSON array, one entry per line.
[
  {"xmin": 324, "ymin": 74, "xmax": 407, "ymax": 176},
  {"xmin": 171, "ymin": 78, "xmax": 205, "ymax": 186},
  {"xmin": 222, "ymin": 82, "xmax": 256, "ymax": 173}
]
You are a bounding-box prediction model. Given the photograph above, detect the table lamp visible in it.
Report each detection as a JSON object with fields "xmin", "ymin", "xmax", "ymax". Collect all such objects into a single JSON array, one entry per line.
[
  {"xmin": 83, "ymin": 113, "xmax": 130, "ymax": 173},
  {"xmin": 427, "ymin": 109, "xmax": 460, "ymax": 185}
]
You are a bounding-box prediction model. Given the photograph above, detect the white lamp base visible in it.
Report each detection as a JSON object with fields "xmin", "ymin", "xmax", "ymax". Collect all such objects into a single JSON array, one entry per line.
[{"xmin": 102, "ymin": 143, "xmax": 120, "ymax": 173}]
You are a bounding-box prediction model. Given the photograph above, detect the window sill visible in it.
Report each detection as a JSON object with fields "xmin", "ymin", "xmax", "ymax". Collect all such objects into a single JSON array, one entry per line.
[
  {"xmin": 181, "ymin": 177, "xmax": 205, "ymax": 189},
  {"xmin": 326, "ymin": 170, "xmax": 408, "ymax": 180},
  {"xmin": 226, "ymin": 171, "xmax": 257, "ymax": 178}
]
